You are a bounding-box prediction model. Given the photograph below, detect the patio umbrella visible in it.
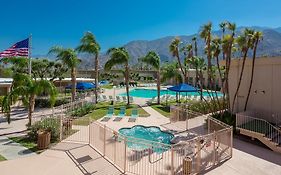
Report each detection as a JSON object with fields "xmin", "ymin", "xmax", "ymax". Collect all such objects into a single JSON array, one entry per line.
[
  {"xmin": 167, "ymin": 83, "xmax": 198, "ymax": 102},
  {"xmin": 167, "ymin": 83, "xmax": 198, "ymax": 130}
]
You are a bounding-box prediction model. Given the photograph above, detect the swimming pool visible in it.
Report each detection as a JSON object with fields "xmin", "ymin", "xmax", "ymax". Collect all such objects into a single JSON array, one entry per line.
[
  {"xmin": 119, "ymin": 88, "xmax": 222, "ymax": 98},
  {"xmin": 119, "ymin": 125, "xmax": 174, "ymax": 152}
]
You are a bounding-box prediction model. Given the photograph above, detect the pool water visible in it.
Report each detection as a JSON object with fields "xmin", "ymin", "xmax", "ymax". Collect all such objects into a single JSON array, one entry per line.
[
  {"xmin": 119, "ymin": 125, "xmax": 174, "ymax": 152},
  {"xmin": 119, "ymin": 88, "xmax": 222, "ymax": 98}
]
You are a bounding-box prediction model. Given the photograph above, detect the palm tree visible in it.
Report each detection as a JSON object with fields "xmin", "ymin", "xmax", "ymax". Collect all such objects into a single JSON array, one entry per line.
[
  {"xmin": 231, "ymin": 28, "xmax": 254, "ymax": 112},
  {"xmin": 192, "ymin": 37, "xmax": 198, "ymax": 56},
  {"xmin": 200, "ymin": 22, "xmax": 212, "ymax": 88},
  {"xmin": 2, "ymin": 73, "xmax": 57, "ymax": 125},
  {"xmin": 49, "ymin": 47, "xmax": 80, "ymax": 102},
  {"xmin": 197, "ymin": 57, "xmax": 207, "ymax": 100},
  {"xmin": 169, "ymin": 37, "xmax": 187, "ymax": 82},
  {"xmin": 244, "ymin": 31, "xmax": 263, "ymax": 111},
  {"xmin": 76, "ymin": 32, "xmax": 101, "ymax": 103},
  {"xmin": 222, "ymin": 22, "xmax": 236, "ymax": 110},
  {"xmin": 140, "ymin": 51, "xmax": 161, "ymax": 104},
  {"xmin": 161, "ymin": 62, "xmax": 183, "ymax": 84},
  {"xmin": 211, "ymin": 37, "xmax": 223, "ymax": 85},
  {"xmin": 105, "ymin": 47, "xmax": 130, "ymax": 105}
]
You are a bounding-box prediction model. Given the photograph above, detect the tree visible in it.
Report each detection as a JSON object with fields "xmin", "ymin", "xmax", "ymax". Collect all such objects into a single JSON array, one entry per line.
[
  {"xmin": 200, "ymin": 22, "xmax": 212, "ymax": 88},
  {"xmin": 231, "ymin": 28, "xmax": 254, "ymax": 112},
  {"xmin": 161, "ymin": 62, "xmax": 183, "ymax": 84},
  {"xmin": 192, "ymin": 37, "xmax": 198, "ymax": 56},
  {"xmin": 169, "ymin": 37, "xmax": 188, "ymax": 82},
  {"xmin": 76, "ymin": 32, "xmax": 101, "ymax": 103},
  {"xmin": 221, "ymin": 22, "xmax": 236, "ymax": 110},
  {"xmin": 2, "ymin": 73, "xmax": 57, "ymax": 125},
  {"xmin": 244, "ymin": 31, "xmax": 263, "ymax": 111},
  {"xmin": 211, "ymin": 37, "xmax": 223, "ymax": 86},
  {"xmin": 105, "ymin": 47, "xmax": 130, "ymax": 105},
  {"xmin": 140, "ymin": 51, "xmax": 161, "ymax": 104},
  {"xmin": 49, "ymin": 47, "xmax": 80, "ymax": 102}
]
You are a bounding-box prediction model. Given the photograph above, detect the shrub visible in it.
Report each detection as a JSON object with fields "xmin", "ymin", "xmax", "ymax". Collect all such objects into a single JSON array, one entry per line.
[
  {"xmin": 70, "ymin": 103, "xmax": 94, "ymax": 117},
  {"xmin": 28, "ymin": 117, "xmax": 60, "ymax": 142},
  {"xmin": 0, "ymin": 96, "xmax": 4, "ymax": 107},
  {"xmin": 212, "ymin": 111, "xmax": 236, "ymax": 128},
  {"xmin": 35, "ymin": 97, "xmax": 70, "ymax": 108}
]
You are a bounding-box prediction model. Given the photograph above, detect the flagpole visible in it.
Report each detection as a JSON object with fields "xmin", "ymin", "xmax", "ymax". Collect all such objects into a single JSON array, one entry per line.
[{"xmin": 28, "ymin": 34, "xmax": 32, "ymax": 76}]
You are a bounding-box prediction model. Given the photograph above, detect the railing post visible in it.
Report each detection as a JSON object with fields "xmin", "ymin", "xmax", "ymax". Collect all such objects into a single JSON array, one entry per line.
[
  {"xmin": 212, "ymin": 131, "xmax": 216, "ymax": 165},
  {"xmin": 171, "ymin": 146, "xmax": 174, "ymax": 175},
  {"xmin": 59, "ymin": 105, "xmax": 63, "ymax": 141},
  {"xmin": 208, "ymin": 117, "xmax": 210, "ymax": 134},
  {"xmin": 124, "ymin": 138, "xmax": 127, "ymax": 174},
  {"xmin": 103, "ymin": 124, "xmax": 106, "ymax": 156},
  {"xmin": 196, "ymin": 137, "xmax": 201, "ymax": 173},
  {"xmin": 230, "ymin": 127, "xmax": 233, "ymax": 157}
]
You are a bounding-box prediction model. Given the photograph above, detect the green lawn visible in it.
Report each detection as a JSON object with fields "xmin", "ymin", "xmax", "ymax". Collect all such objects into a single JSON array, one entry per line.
[
  {"xmin": 9, "ymin": 136, "xmax": 41, "ymax": 154},
  {"xmin": 85, "ymin": 102, "xmax": 150, "ymax": 121},
  {"xmin": 101, "ymin": 84, "xmax": 113, "ymax": 89},
  {"xmin": 150, "ymin": 104, "xmax": 170, "ymax": 118},
  {"xmin": 0, "ymin": 154, "xmax": 6, "ymax": 161}
]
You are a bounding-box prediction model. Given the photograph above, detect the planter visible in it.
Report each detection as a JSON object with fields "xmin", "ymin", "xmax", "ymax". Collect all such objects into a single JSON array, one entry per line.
[{"xmin": 37, "ymin": 130, "xmax": 51, "ymax": 150}]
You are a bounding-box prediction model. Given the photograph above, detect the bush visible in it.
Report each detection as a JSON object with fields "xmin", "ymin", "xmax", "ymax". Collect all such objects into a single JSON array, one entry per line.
[
  {"xmin": 28, "ymin": 117, "xmax": 60, "ymax": 142},
  {"xmin": 212, "ymin": 111, "xmax": 236, "ymax": 128},
  {"xmin": 0, "ymin": 96, "xmax": 4, "ymax": 107},
  {"xmin": 35, "ymin": 97, "xmax": 70, "ymax": 108},
  {"xmin": 70, "ymin": 103, "xmax": 94, "ymax": 117}
]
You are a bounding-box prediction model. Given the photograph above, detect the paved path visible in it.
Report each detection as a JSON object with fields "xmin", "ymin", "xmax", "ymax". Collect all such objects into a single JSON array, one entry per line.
[
  {"xmin": 0, "ymin": 136, "xmax": 36, "ymax": 160},
  {"xmin": 0, "ymin": 142, "xmax": 122, "ymax": 175}
]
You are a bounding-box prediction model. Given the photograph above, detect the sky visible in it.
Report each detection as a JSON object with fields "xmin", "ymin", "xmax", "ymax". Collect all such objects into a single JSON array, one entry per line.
[{"xmin": 0, "ymin": 0, "xmax": 281, "ymax": 55}]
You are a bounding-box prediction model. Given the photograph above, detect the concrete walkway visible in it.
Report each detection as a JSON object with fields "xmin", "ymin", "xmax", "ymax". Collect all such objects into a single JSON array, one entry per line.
[
  {"xmin": 0, "ymin": 142, "xmax": 122, "ymax": 175},
  {"xmin": 0, "ymin": 136, "xmax": 36, "ymax": 160}
]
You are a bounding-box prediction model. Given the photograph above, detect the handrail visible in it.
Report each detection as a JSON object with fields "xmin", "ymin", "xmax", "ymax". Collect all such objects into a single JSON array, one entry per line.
[
  {"xmin": 237, "ymin": 114, "xmax": 281, "ymax": 134},
  {"xmin": 237, "ymin": 114, "xmax": 281, "ymax": 145}
]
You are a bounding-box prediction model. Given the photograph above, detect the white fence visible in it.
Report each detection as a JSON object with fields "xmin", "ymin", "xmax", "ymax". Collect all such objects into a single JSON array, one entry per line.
[{"xmin": 89, "ymin": 117, "xmax": 233, "ymax": 175}]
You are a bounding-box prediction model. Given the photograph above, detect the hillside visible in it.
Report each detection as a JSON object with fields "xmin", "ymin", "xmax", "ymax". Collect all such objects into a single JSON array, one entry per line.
[{"xmin": 78, "ymin": 27, "xmax": 281, "ymax": 68}]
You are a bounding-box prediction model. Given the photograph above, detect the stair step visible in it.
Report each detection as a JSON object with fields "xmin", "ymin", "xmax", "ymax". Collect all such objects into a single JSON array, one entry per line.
[
  {"xmin": 271, "ymin": 135, "xmax": 281, "ymax": 145},
  {"xmin": 265, "ymin": 131, "xmax": 280, "ymax": 139}
]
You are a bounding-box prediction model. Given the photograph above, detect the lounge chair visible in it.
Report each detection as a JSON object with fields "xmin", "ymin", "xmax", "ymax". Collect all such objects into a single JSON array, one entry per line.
[
  {"xmin": 102, "ymin": 95, "xmax": 108, "ymax": 101},
  {"xmin": 116, "ymin": 96, "xmax": 122, "ymax": 103},
  {"xmin": 128, "ymin": 108, "xmax": 139, "ymax": 122},
  {"xmin": 101, "ymin": 107, "xmax": 114, "ymax": 122},
  {"xmin": 129, "ymin": 96, "xmax": 134, "ymax": 103},
  {"xmin": 147, "ymin": 96, "xmax": 157, "ymax": 104},
  {"xmin": 109, "ymin": 95, "xmax": 114, "ymax": 101},
  {"xmin": 113, "ymin": 106, "xmax": 126, "ymax": 121},
  {"xmin": 122, "ymin": 96, "xmax": 127, "ymax": 102}
]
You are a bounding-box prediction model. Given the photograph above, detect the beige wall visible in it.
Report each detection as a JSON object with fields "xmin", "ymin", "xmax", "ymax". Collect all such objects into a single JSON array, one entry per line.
[{"xmin": 227, "ymin": 57, "xmax": 281, "ymax": 121}]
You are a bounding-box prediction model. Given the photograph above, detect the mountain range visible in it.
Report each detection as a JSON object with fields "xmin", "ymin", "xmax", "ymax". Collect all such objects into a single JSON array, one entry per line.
[{"xmin": 54, "ymin": 26, "xmax": 281, "ymax": 69}]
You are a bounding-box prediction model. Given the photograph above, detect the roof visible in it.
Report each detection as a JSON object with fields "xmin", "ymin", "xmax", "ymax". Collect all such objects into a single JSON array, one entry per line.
[{"xmin": 167, "ymin": 83, "xmax": 197, "ymax": 92}]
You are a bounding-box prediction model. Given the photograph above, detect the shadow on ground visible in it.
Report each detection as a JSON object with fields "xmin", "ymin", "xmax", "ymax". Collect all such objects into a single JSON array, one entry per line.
[{"xmin": 51, "ymin": 142, "xmax": 123, "ymax": 175}]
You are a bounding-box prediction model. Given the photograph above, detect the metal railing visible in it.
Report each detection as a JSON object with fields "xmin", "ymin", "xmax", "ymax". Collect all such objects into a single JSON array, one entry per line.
[
  {"xmin": 89, "ymin": 116, "xmax": 233, "ymax": 175},
  {"xmin": 236, "ymin": 113, "xmax": 281, "ymax": 145}
]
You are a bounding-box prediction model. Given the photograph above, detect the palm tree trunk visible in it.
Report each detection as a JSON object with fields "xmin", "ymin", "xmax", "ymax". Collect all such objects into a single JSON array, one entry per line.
[
  {"xmin": 231, "ymin": 49, "xmax": 248, "ymax": 113},
  {"xmin": 125, "ymin": 63, "xmax": 130, "ymax": 105},
  {"xmin": 71, "ymin": 68, "xmax": 76, "ymax": 102},
  {"xmin": 176, "ymin": 54, "xmax": 186, "ymax": 83},
  {"xmin": 28, "ymin": 95, "xmax": 35, "ymax": 126},
  {"xmin": 94, "ymin": 55, "xmax": 99, "ymax": 103},
  {"xmin": 244, "ymin": 41, "xmax": 258, "ymax": 111},
  {"xmin": 157, "ymin": 70, "xmax": 160, "ymax": 104}
]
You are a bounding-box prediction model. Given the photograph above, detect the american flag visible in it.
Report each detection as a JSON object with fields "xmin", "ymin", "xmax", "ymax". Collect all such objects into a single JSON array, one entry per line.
[{"xmin": 0, "ymin": 38, "xmax": 29, "ymax": 58}]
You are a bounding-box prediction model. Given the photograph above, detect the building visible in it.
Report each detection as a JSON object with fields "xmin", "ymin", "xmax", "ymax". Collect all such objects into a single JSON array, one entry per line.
[
  {"xmin": 227, "ymin": 57, "xmax": 281, "ymax": 117},
  {"xmin": 225, "ymin": 57, "xmax": 281, "ymax": 153}
]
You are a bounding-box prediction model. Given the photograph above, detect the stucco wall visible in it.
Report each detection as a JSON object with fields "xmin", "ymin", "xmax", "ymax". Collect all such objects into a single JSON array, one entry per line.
[{"xmin": 228, "ymin": 57, "xmax": 281, "ymax": 120}]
